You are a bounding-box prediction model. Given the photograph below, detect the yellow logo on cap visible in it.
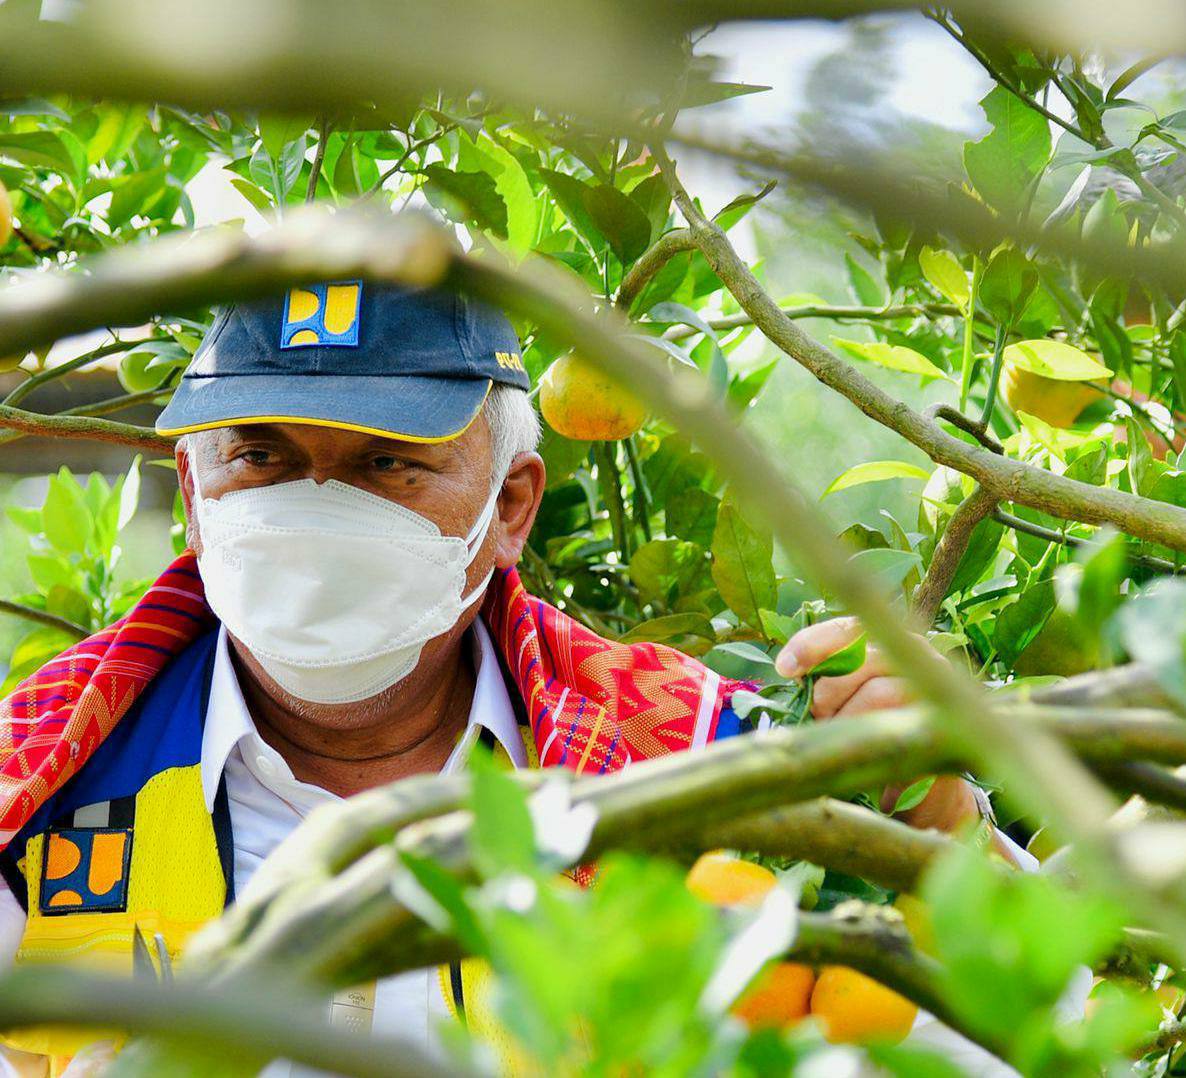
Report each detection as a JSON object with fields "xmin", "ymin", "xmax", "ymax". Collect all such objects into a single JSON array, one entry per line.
[{"xmin": 281, "ymin": 281, "xmax": 362, "ymax": 348}]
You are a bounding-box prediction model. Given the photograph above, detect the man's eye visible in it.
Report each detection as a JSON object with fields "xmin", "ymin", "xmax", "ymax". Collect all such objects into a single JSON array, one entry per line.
[
  {"xmin": 237, "ymin": 449, "xmax": 275, "ymax": 466},
  {"xmin": 371, "ymin": 456, "xmax": 404, "ymax": 472}
]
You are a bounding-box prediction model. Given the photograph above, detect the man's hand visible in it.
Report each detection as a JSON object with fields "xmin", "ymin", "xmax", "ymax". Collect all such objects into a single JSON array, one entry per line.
[{"xmin": 775, "ymin": 617, "xmax": 985, "ymax": 837}]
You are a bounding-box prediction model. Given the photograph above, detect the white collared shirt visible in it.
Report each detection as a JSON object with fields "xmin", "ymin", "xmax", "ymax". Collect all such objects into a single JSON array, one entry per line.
[{"xmin": 205, "ymin": 619, "xmax": 523, "ymax": 1077}]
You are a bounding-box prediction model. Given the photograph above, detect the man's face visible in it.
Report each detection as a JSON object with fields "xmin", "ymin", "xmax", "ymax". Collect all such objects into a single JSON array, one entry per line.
[{"xmin": 176, "ymin": 416, "xmax": 545, "ymax": 722}]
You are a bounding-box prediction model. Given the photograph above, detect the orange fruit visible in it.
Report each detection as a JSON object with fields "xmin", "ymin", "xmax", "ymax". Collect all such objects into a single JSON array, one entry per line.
[
  {"xmin": 810, "ymin": 965, "xmax": 918, "ymax": 1045},
  {"xmin": 732, "ymin": 961, "xmax": 815, "ymax": 1029},
  {"xmin": 1001, "ymin": 363, "xmax": 1102, "ymax": 429},
  {"xmin": 686, "ymin": 851, "xmax": 777, "ymax": 907},
  {"xmin": 539, "ymin": 352, "xmax": 647, "ymax": 441},
  {"xmin": 0, "ymin": 180, "xmax": 11, "ymax": 247}
]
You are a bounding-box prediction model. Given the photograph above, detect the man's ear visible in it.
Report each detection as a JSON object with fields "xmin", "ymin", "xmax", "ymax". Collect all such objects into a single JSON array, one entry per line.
[
  {"xmin": 175, "ymin": 439, "xmax": 200, "ymax": 553},
  {"xmin": 493, "ymin": 452, "xmax": 546, "ymax": 569}
]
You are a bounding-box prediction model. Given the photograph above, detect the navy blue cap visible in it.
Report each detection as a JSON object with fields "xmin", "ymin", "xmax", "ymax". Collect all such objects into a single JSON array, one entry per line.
[{"xmin": 155, "ymin": 280, "xmax": 528, "ymax": 442}]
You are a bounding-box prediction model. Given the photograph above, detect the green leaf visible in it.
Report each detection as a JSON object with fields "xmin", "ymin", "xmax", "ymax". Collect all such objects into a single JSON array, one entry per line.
[
  {"xmin": 42, "ymin": 468, "xmax": 94, "ymax": 556},
  {"xmin": 0, "ymin": 131, "xmax": 81, "ymax": 180},
  {"xmin": 848, "ymin": 547, "xmax": 924, "ymax": 593},
  {"xmin": 978, "ymin": 247, "xmax": 1038, "ymax": 326},
  {"xmin": 807, "ymin": 632, "xmax": 867, "ymax": 678},
  {"xmin": 918, "ymin": 246, "xmax": 970, "ymax": 308},
  {"xmin": 832, "ymin": 338, "xmax": 948, "ymax": 380},
  {"xmin": 538, "ymin": 168, "xmax": 605, "ymax": 256},
  {"xmin": 713, "ymin": 180, "xmax": 777, "ymax": 233},
  {"xmin": 963, "ymin": 85, "xmax": 1052, "ymax": 212},
  {"xmin": 628, "ymin": 539, "xmax": 705, "ymax": 605},
  {"xmin": 665, "ymin": 488, "xmax": 720, "ymax": 549},
  {"xmin": 5, "ymin": 505, "xmax": 42, "ymax": 534},
  {"xmin": 710, "ymin": 502, "xmax": 776, "ymax": 633},
  {"xmin": 258, "ymin": 114, "xmax": 312, "ymax": 161},
  {"xmin": 891, "ymin": 776, "xmax": 937, "ymax": 814},
  {"xmin": 468, "ymin": 748, "xmax": 536, "ymax": 878},
  {"xmin": 1002, "ymin": 339, "xmax": 1112, "ymax": 381},
  {"xmin": 229, "ymin": 175, "xmax": 273, "ymax": 212},
  {"xmin": 618, "ymin": 613, "xmax": 715, "ymax": 645},
  {"xmin": 680, "ymin": 80, "xmax": 771, "ymax": 109},
  {"xmin": 422, "ymin": 164, "xmax": 508, "ymax": 238},
  {"xmin": 583, "ymin": 184, "xmax": 651, "ymax": 266},
  {"xmin": 823, "ymin": 460, "xmax": 930, "ymax": 496},
  {"xmin": 995, "ymin": 580, "xmax": 1056, "ymax": 667},
  {"xmin": 461, "ymin": 134, "xmax": 538, "ymax": 254},
  {"xmin": 844, "ymin": 252, "xmax": 884, "ymax": 306},
  {"xmin": 1125, "ymin": 416, "xmax": 1153, "ymax": 496}
]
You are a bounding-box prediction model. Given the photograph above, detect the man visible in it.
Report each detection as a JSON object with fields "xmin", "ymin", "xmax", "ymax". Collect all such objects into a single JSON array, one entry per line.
[{"xmin": 0, "ymin": 280, "xmax": 1028, "ymax": 1075}]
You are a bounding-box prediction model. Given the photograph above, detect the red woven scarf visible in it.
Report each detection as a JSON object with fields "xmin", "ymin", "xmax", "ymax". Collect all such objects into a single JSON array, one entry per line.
[{"xmin": 0, "ymin": 552, "xmax": 739, "ymax": 848}]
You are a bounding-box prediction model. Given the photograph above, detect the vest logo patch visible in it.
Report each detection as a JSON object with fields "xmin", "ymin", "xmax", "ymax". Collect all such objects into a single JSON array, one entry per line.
[
  {"xmin": 40, "ymin": 828, "xmax": 133, "ymax": 915},
  {"xmin": 280, "ymin": 281, "xmax": 362, "ymax": 348}
]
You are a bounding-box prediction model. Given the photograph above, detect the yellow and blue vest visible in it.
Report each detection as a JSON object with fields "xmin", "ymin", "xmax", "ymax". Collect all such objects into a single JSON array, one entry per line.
[{"xmin": 0, "ymin": 628, "xmax": 745, "ymax": 1067}]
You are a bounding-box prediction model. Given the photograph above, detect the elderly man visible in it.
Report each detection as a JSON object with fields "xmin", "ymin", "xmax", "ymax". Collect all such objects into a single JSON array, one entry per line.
[{"xmin": 0, "ymin": 281, "xmax": 1027, "ymax": 1074}]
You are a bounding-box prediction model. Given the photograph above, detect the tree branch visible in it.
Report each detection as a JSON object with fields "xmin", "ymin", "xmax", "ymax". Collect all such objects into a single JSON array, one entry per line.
[
  {"xmin": 0, "ymin": 967, "xmax": 455, "ymax": 1078},
  {"xmin": 700, "ymin": 796, "xmax": 955, "ymax": 893},
  {"xmin": 187, "ymin": 704, "xmax": 1186, "ymax": 988},
  {"xmin": 616, "ymin": 227, "xmax": 696, "ymax": 310},
  {"xmin": 789, "ymin": 906, "xmax": 1010, "ymax": 1061},
  {"xmin": 2, "ymin": 336, "xmax": 155, "ymax": 407},
  {"xmin": 662, "ymin": 300, "xmax": 963, "ymax": 340},
  {"xmin": 0, "ymin": 404, "xmax": 174, "ymax": 454},
  {"xmin": 0, "ymin": 599, "xmax": 88, "ymax": 640},
  {"xmin": 912, "ymin": 485, "xmax": 1000, "ymax": 625},
  {"xmin": 993, "ymin": 509, "xmax": 1184, "ymax": 576}
]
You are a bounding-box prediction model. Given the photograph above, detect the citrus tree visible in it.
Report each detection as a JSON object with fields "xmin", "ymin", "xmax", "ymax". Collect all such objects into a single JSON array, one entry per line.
[{"xmin": 4, "ymin": 2, "xmax": 1186, "ymax": 1075}]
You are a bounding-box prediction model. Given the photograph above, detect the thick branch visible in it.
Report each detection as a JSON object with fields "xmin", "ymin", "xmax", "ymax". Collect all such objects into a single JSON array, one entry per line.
[
  {"xmin": 0, "ymin": 405, "xmax": 174, "ymax": 454},
  {"xmin": 912, "ymin": 485, "xmax": 1000, "ymax": 625},
  {"xmin": 0, "ymin": 967, "xmax": 452, "ymax": 1078},
  {"xmin": 789, "ymin": 907, "xmax": 1009, "ymax": 1060},
  {"xmin": 701, "ymin": 797, "xmax": 955, "ymax": 893},
  {"xmin": 0, "ymin": 599, "xmax": 88, "ymax": 640},
  {"xmin": 187, "ymin": 705, "xmax": 1186, "ymax": 988}
]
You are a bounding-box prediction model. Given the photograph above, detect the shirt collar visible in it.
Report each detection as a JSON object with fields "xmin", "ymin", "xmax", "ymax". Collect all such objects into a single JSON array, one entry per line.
[{"xmin": 200, "ymin": 619, "xmax": 526, "ymax": 811}]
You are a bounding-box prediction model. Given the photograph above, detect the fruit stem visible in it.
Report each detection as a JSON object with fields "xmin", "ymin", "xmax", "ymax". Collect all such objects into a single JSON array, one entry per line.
[
  {"xmin": 978, "ymin": 323, "xmax": 1008, "ymax": 429},
  {"xmin": 594, "ymin": 441, "xmax": 631, "ymax": 563},
  {"xmin": 958, "ymin": 256, "xmax": 982, "ymax": 412},
  {"xmin": 624, "ymin": 435, "xmax": 653, "ymax": 542}
]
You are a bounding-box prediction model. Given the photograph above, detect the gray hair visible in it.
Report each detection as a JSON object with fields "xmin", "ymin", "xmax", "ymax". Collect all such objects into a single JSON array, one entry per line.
[{"xmin": 484, "ymin": 384, "xmax": 541, "ymax": 489}]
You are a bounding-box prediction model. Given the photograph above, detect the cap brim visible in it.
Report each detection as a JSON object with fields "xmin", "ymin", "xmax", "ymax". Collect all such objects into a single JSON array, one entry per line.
[{"xmin": 155, "ymin": 374, "xmax": 492, "ymax": 443}]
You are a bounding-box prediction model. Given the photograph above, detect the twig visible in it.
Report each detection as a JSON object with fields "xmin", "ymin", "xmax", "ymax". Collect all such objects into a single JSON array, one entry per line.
[
  {"xmin": 993, "ymin": 509, "xmax": 1185, "ymax": 575},
  {"xmin": 305, "ymin": 115, "xmax": 332, "ymax": 203},
  {"xmin": 912, "ymin": 485, "xmax": 1000, "ymax": 624},
  {"xmin": 0, "ymin": 404, "xmax": 174, "ymax": 454},
  {"xmin": 923, "ymin": 403, "xmax": 1004, "ymax": 454},
  {"xmin": 662, "ymin": 300, "xmax": 963, "ymax": 340},
  {"xmin": 1092, "ymin": 760, "xmax": 1186, "ymax": 812},
  {"xmin": 616, "ymin": 227, "xmax": 696, "ymax": 310},
  {"xmin": 0, "ymin": 599, "xmax": 88, "ymax": 640},
  {"xmin": 2, "ymin": 336, "xmax": 155, "ymax": 407},
  {"xmin": 0, "ymin": 377, "xmax": 179, "ymax": 448}
]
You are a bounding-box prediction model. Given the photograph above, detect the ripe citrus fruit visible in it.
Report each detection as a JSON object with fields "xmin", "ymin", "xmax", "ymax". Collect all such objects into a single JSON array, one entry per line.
[
  {"xmin": 732, "ymin": 961, "xmax": 815, "ymax": 1029},
  {"xmin": 686, "ymin": 851, "xmax": 777, "ymax": 907},
  {"xmin": 538, "ymin": 352, "xmax": 647, "ymax": 441},
  {"xmin": 810, "ymin": 965, "xmax": 918, "ymax": 1045},
  {"xmin": 1001, "ymin": 363, "xmax": 1102, "ymax": 429},
  {"xmin": 0, "ymin": 180, "xmax": 11, "ymax": 247}
]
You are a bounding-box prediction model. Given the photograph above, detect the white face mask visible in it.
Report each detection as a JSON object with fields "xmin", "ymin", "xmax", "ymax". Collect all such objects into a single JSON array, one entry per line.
[{"xmin": 191, "ymin": 472, "xmax": 498, "ymax": 704}]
